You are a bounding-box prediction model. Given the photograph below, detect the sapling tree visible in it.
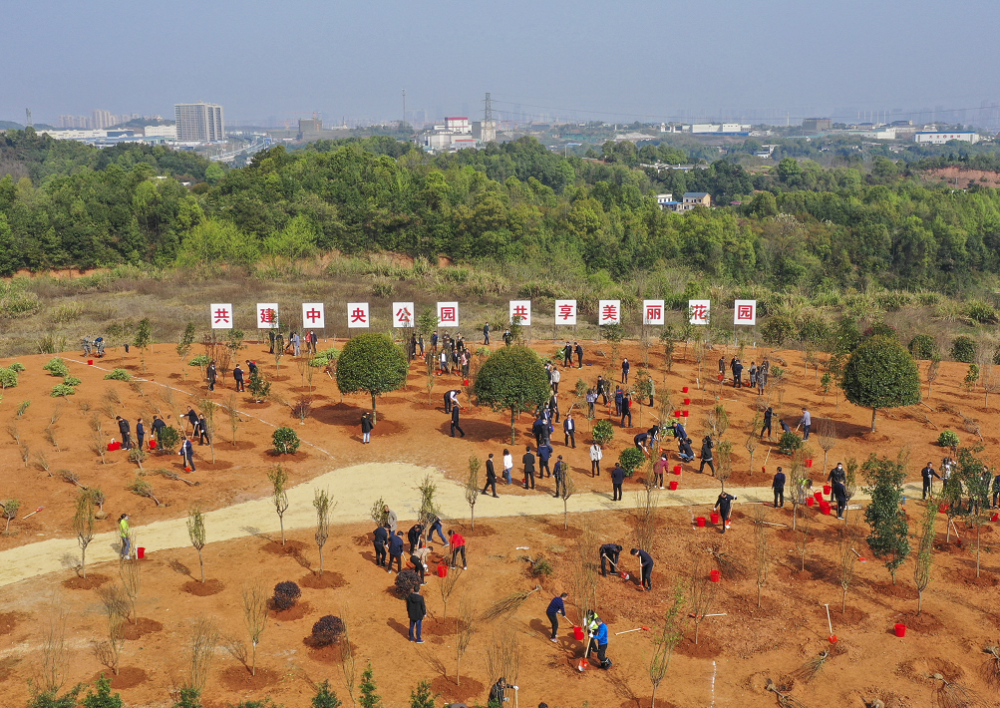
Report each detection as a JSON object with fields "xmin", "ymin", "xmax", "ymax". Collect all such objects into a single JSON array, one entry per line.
[
  {"xmin": 359, "ymin": 661, "xmax": 383, "ymax": 708},
  {"xmin": 226, "ymin": 394, "xmax": 241, "ymax": 445},
  {"xmin": 560, "ymin": 474, "xmax": 576, "ymax": 531},
  {"xmin": 134, "ymin": 318, "xmax": 152, "ymax": 373},
  {"xmin": 838, "ymin": 524, "xmax": 858, "ymax": 612},
  {"xmin": 267, "ymin": 465, "xmax": 290, "ymax": 545},
  {"xmin": 74, "ymin": 489, "xmax": 96, "ymax": 578},
  {"xmin": 314, "ymin": 488, "xmax": 333, "ymax": 576},
  {"xmin": 340, "ymin": 611, "xmax": 358, "ymax": 707},
  {"xmin": 455, "ymin": 598, "xmax": 476, "ymax": 687},
  {"xmin": 242, "ymin": 582, "xmax": 268, "ymax": 677},
  {"xmin": 914, "ymin": 495, "xmax": 938, "ymax": 615},
  {"xmin": 96, "ymin": 585, "xmax": 128, "ymax": 676},
  {"xmin": 649, "ymin": 581, "xmax": 686, "ymax": 708},
  {"xmin": 753, "ymin": 505, "xmax": 771, "ymax": 608},
  {"xmin": 200, "ymin": 398, "xmax": 217, "ymax": 463},
  {"xmin": 119, "ymin": 557, "xmax": 142, "ymax": 625},
  {"xmin": 816, "ymin": 419, "xmax": 837, "ymax": 472},
  {"xmin": 187, "ymin": 506, "xmax": 207, "ymax": 583},
  {"xmin": 184, "ymin": 618, "xmax": 218, "ymax": 697},
  {"xmin": 863, "ymin": 453, "xmax": 910, "ymax": 584},
  {"xmin": 439, "ymin": 568, "xmax": 463, "ymax": 619},
  {"xmin": 466, "ymin": 456, "xmax": 480, "ymax": 530},
  {"xmin": 794, "ymin": 515, "xmax": 810, "ymax": 572},
  {"xmin": 688, "ymin": 556, "xmax": 719, "ymax": 645},
  {"xmin": 312, "ymin": 680, "xmax": 344, "ymax": 708},
  {"xmin": 177, "ymin": 322, "xmax": 197, "ymax": 379},
  {"xmin": 957, "ymin": 447, "xmax": 991, "ymax": 578},
  {"xmin": 925, "ymin": 356, "xmax": 941, "ymax": 396},
  {"xmin": 744, "ymin": 414, "xmax": 761, "ymax": 477}
]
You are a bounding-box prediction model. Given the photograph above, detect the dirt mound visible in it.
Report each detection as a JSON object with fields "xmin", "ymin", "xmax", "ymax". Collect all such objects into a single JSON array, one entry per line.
[
  {"xmin": 299, "ymin": 572, "xmax": 346, "ymax": 590},
  {"xmin": 62, "ymin": 573, "xmax": 109, "ymax": 590},
  {"xmin": 219, "ymin": 666, "xmax": 280, "ymax": 691},
  {"xmin": 122, "ymin": 617, "xmax": 163, "ymax": 640},
  {"xmin": 181, "ymin": 579, "xmax": 225, "ymax": 596},
  {"xmin": 91, "ymin": 667, "xmax": 148, "ymax": 689}
]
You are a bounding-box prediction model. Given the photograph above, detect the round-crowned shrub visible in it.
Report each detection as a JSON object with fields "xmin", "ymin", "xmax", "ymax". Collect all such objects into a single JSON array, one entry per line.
[
  {"xmin": 156, "ymin": 426, "xmax": 180, "ymax": 453},
  {"xmin": 8, "ymin": 363, "xmax": 25, "ymax": 373},
  {"xmin": 951, "ymin": 336, "xmax": 975, "ymax": 363},
  {"xmin": 0, "ymin": 368, "xmax": 18, "ymax": 390},
  {"xmin": 864, "ymin": 322, "xmax": 897, "ymax": 339},
  {"xmin": 618, "ymin": 447, "xmax": 645, "ymax": 477},
  {"xmin": 273, "ymin": 581, "xmax": 301, "ymax": 611},
  {"xmin": 310, "ymin": 615, "xmax": 345, "ymax": 647},
  {"xmin": 937, "ymin": 430, "xmax": 960, "ymax": 449},
  {"xmin": 42, "ymin": 358, "xmax": 70, "ymax": 378},
  {"xmin": 592, "ymin": 419, "xmax": 614, "ymax": 446},
  {"xmin": 394, "ymin": 568, "xmax": 421, "ymax": 597},
  {"xmin": 908, "ymin": 334, "xmax": 936, "ymax": 360},
  {"xmin": 778, "ymin": 431, "xmax": 803, "ymax": 455},
  {"xmin": 273, "ymin": 427, "xmax": 300, "ymax": 455},
  {"xmin": 104, "ymin": 368, "xmax": 132, "ymax": 382}
]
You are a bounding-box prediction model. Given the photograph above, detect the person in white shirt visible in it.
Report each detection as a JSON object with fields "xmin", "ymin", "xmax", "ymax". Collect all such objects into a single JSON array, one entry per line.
[
  {"xmin": 502, "ymin": 448, "xmax": 514, "ymax": 485},
  {"xmin": 551, "ymin": 367, "xmax": 561, "ymax": 393},
  {"xmin": 590, "ymin": 443, "xmax": 603, "ymax": 477}
]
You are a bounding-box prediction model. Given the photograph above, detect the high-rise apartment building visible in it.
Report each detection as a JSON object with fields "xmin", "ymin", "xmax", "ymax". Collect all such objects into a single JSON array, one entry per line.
[{"xmin": 174, "ymin": 102, "xmax": 225, "ymax": 142}]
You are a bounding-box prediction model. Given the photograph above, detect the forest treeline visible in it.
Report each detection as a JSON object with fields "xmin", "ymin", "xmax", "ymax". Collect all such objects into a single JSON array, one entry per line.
[{"xmin": 2, "ymin": 127, "xmax": 1000, "ymax": 294}]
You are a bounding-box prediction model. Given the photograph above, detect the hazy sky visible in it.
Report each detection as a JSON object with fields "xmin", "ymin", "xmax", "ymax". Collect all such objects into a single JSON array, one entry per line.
[{"xmin": 3, "ymin": 0, "xmax": 998, "ymax": 126}]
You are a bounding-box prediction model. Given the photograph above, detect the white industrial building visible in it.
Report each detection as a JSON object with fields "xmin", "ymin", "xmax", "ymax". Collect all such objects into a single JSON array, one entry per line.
[
  {"xmin": 687, "ymin": 123, "xmax": 751, "ymax": 134},
  {"xmin": 914, "ymin": 131, "xmax": 980, "ymax": 145}
]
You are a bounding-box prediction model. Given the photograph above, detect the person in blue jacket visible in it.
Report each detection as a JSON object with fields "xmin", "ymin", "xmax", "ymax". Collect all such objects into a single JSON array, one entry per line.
[
  {"xmin": 545, "ymin": 592, "xmax": 568, "ymax": 642},
  {"xmin": 589, "ymin": 621, "xmax": 612, "ymax": 669}
]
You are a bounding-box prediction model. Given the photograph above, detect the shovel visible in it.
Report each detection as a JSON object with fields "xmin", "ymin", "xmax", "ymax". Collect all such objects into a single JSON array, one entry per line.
[
  {"xmin": 615, "ymin": 626, "xmax": 650, "ymax": 635},
  {"xmin": 23, "ymin": 506, "xmax": 44, "ymax": 519},
  {"xmin": 824, "ymin": 603, "xmax": 837, "ymax": 643}
]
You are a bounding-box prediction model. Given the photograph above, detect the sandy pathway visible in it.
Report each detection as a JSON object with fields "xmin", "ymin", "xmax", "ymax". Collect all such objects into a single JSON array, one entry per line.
[{"xmin": 0, "ymin": 461, "xmax": 922, "ymax": 588}]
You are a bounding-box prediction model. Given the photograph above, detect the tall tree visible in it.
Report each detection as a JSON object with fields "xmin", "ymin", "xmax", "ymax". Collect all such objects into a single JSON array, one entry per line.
[
  {"xmin": 841, "ymin": 336, "xmax": 921, "ymax": 432},
  {"xmin": 862, "ymin": 453, "xmax": 910, "ymax": 584},
  {"xmin": 473, "ymin": 345, "xmax": 550, "ymax": 444},
  {"xmin": 335, "ymin": 333, "xmax": 408, "ymax": 424}
]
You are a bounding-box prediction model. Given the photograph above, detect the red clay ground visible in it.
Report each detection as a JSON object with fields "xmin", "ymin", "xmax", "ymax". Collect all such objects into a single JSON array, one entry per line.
[{"xmin": 0, "ymin": 338, "xmax": 996, "ymax": 707}]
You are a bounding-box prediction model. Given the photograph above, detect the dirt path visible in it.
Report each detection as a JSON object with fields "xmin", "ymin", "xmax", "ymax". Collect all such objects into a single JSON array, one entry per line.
[{"xmin": 0, "ymin": 460, "xmax": 921, "ymax": 587}]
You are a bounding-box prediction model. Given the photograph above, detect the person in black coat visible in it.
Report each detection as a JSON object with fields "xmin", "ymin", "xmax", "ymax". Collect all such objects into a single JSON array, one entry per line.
[
  {"xmin": 361, "ymin": 413, "xmax": 373, "ymax": 444},
  {"xmin": 621, "ymin": 358, "xmax": 630, "ymax": 384},
  {"xmin": 563, "ymin": 414, "xmax": 576, "ymax": 448},
  {"xmin": 387, "ymin": 531, "xmax": 404, "ymax": 573},
  {"xmin": 733, "ymin": 360, "xmax": 743, "ymax": 388},
  {"xmin": 233, "ymin": 364, "xmax": 245, "ymax": 392},
  {"xmin": 772, "ymin": 467, "xmax": 786, "ymax": 508},
  {"xmin": 575, "ymin": 342, "xmax": 584, "ymax": 368},
  {"xmin": 482, "ymin": 453, "xmax": 498, "ymax": 497},
  {"xmin": 522, "ymin": 446, "xmax": 536, "ymax": 489},
  {"xmin": 761, "ymin": 407, "xmax": 773, "ymax": 439},
  {"xmin": 614, "ymin": 387, "xmax": 624, "ymax": 417},
  {"xmin": 206, "ymin": 360, "xmax": 217, "ymax": 391},
  {"xmin": 699, "ymin": 436, "xmax": 715, "ymax": 475},
  {"xmin": 599, "ymin": 543, "xmax": 623, "ymax": 576},
  {"xmin": 407, "ymin": 523, "xmax": 424, "ymax": 554},
  {"xmin": 246, "ymin": 359, "xmax": 259, "ymax": 377},
  {"xmin": 450, "ymin": 406, "xmax": 465, "ymax": 438},
  {"xmin": 678, "ymin": 437, "xmax": 695, "ymax": 463},
  {"xmin": 537, "ymin": 442, "xmax": 553, "ymax": 478},
  {"xmin": 185, "ymin": 408, "xmax": 199, "ymax": 435},
  {"xmin": 828, "ymin": 463, "xmax": 846, "ymax": 501},
  {"xmin": 597, "ymin": 375, "xmax": 608, "ymax": 405},
  {"xmin": 631, "ymin": 548, "xmax": 654, "ymax": 591},
  {"xmin": 373, "ymin": 524, "xmax": 389, "ymax": 567},
  {"xmin": 611, "ymin": 463, "xmax": 625, "ymax": 501},
  {"xmin": 715, "ymin": 492, "xmax": 737, "ymax": 533},
  {"xmin": 920, "ymin": 461, "xmax": 940, "ymax": 500},
  {"xmin": 152, "ymin": 415, "xmax": 165, "ymax": 444},
  {"xmin": 406, "ymin": 586, "xmax": 427, "ymax": 643},
  {"xmin": 116, "ymin": 416, "xmax": 132, "ymax": 451},
  {"xmin": 135, "ymin": 418, "xmax": 145, "ymax": 450},
  {"xmin": 832, "ymin": 480, "xmax": 848, "ymax": 519},
  {"xmin": 198, "ymin": 414, "xmax": 210, "ymax": 445}
]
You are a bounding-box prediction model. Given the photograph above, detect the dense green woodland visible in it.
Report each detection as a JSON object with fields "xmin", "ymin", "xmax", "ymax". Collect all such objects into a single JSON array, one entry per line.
[{"xmin": 2, "ymin": 128, "xmax": 1000, "ymax": 294}]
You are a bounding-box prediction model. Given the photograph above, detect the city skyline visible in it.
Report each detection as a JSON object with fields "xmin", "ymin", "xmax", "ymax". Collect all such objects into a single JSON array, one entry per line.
[{"xmin": 2, "ymin": 0, "xmax": 998, "ymax": 129}]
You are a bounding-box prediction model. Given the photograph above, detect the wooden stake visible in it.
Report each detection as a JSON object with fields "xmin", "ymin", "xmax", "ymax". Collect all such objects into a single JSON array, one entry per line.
[{"xmin": 823, "ymin": 603, "xmax": 833, "ymax": 636}]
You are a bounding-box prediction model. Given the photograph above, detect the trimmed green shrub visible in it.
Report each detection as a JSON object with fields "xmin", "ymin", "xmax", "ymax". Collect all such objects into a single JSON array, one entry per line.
[
  {"xmin": 50, "ymin": 384, "xmax": 76, "ymax": 397},
  {"xmin": 188, "ymin": 355, "xmax": 210, "ymax": 367},
  {"xmin": 42, "ymin": 358, "xmax": 70, "ymax": 377},
  {"xmin": 8, "ymin": 362, "xmax": 25, "ymax": 373},
  {"xmin": 618, "ymin": 447, "xmax": 645, "ymax": 477},
  {"xmin": 778, "ymin": 431, "xmax": 803, "ymax": 455},
  {"xmin": 157, "ymin": 426, "xmax": 180, "ymax": 453},
  {"xmin": 592, "ymin": 419, "xmax": 615, "ymax": 446},
  {"xmin": 937, "ymin": 430, "xmax": 960, "ymax": 449},
  {"xmin": 273, "ymin": 427, "xmax": 300, "ymax": 455},
  {"xmin": 842, "ymin": 335, "xmax": 921, "ymax": 432},
  {"xmin": 103, "ymin": 369, "xmax": 131, "ymax": 382},
  {"xmin": 0, "ymin": 367, "xmax": 18, "ymax": 390},
  {"xmin": 907, "ymin": 334, "xmax": 936, "ymax": 360},
  {"xmin": 309, "ymin": 347, "xmax": 340, "ymax": 367},
  {"xmin": 951, "ymin": 336, "xmax": 976, "ymax": 363},
  {"xmin": 63, "ymin": 376, "xmax": 82, "ymax": 386}
]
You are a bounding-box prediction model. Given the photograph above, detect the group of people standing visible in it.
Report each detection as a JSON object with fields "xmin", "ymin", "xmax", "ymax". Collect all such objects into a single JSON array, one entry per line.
[{"xmin": 267, "ymin": 329, "xmax": 319, "ymax": 357}]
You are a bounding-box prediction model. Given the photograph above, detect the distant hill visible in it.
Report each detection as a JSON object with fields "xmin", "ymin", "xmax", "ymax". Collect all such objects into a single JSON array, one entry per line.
[{"xmin": 0, "ymin": 121, "xmax": 24, "ymax": 131}]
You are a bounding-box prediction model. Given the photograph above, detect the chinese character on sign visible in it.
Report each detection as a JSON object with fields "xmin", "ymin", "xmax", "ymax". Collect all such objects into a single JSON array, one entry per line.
[
  {"xmin": 559, "ymin": 304, "xmax": 574, "ymax": 320},
  {"xmin": 646, "ymin": 306, "xmax": 661, "ymax": 321},
  {"xmin": 688, "ymin": 299, "xmax": 711, "ymax": 326},
  {"xmin": 351, "ymin": 308, "xmax": 367, "ymax": 323},
  {"xmin": 513, "ymin": 305, "xmax": 528, "ymax": 318},
  {"xmin": 305, "ymin": 308, "xmax": 322, "ymax": 324},
  {"xmin": 211, "ymin": 303, "xmax": 234, "ymax": 330},
  {"xmin": 733, "ymin": 299, "xmax": 757, "ymax": 326},
  {"xmin": 259, "ymin": 308, "xmax": 275, "ymax": 324},
  {"xmin": 554, "ymin": 299, "xmax": 577, "ymax": 325},
  {"xmin": 214, "ymin": 308, "xmax": 230, "ymax": 324},
  {"xmin": 440, "ymin": 307, "xmax": 456, "ymax": 323},
  {"xmin": 598, "ymin": 299, "xmax": 621, "ymax": 325},
  {"xmin": 396, "ymin": 308, "xmax": 411, "ymax": 324}
]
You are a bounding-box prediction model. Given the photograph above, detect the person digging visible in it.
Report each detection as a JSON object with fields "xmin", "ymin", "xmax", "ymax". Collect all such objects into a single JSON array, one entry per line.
[{"xmin": 714, "ymin": 491, "xmax": 737, "ymax": 533}]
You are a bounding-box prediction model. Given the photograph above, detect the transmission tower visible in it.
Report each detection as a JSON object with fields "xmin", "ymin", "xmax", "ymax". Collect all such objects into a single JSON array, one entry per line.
[
  {"xmin": 484, "ymin": 92, "xmax": 493, "ymax": 122},
  {"xmin": 25, "ymin": 108, "xmax": 32, "ymax": 128},
  {"xmin": 481, "ymin": 93, "xmax": 496, "ymax": 143}
]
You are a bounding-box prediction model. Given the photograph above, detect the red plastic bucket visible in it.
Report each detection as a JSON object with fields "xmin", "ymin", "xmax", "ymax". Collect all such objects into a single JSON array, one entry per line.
[
  {"xmin": 696, "ymin": 517, "xmax": 706, "ymax": 527},
  {"xmin": 805, "ymin": 459, "xmax": 813, "ymax": 468},
  {"xmin": 149, "ymin": 440, "xmax": 157, "ymax": 450},
  {"xmin": 668, "ymin": 481, "xmax": 678, "ymax": 490},
  {"xmin": 87, "ymin": 359, "xmax": 93, "ymax": 365},
  {"xmin": 710, "ymin": 512, "xmax": 720, "ymax": 524},
  {"xmin": 814, "ymin": 491, "xmax": 823, "ymax": 501},
  {"xmin": 710, "ymin": 570, "xmax": 721, "ymax": 582},
  {"xmin": 682, "ymin": 410, "xmax": 689, "ymax": 417},
  {"xmin": 894, "ymin": 623, "xmax": 906, "ymax": 638},
  {"xmin": 806, "ymin": 497, "xmax": 815, "ymax": 507},
  {"xmin": 573, "ymin": 626, "xmax": 585, "ymax": 641},
  {"xmin": 821, "ymin": 505, "xmax": 831, "ymax": 516},
  {"xmin": 673, "ymin": 410, "xmax": 681, "ymax": 417},
  {"xmin": 463, "ymin": 378, "xmax": 469, "ymax": 386},
  {"xmin": 682, "ymin": 386, "xmax": 689, "ymax": 393},
  {"xmin": 137, "ymin": 547, "xmax": 145, "ymax": 559},
  {"xmin": 717, "ymin": 373, "xmax": 723, "ymax": 381},
  {"xmin": 673, "ymin": 465, "xmax": 681, "ymax": 475},
  {"xmin": 683, "ymin": 398, "xmax": 691, "ymax": 405},
  {"xmin": 437, "ymin": 564, "xmax": 448, "ymax": 578},
  {"xmin": 992, "ymin": 513, "xmax": 999, "ymax": 522},
  {"xmin": 823, "ymin": 485, "xmax": 832, "ymax": 495}
]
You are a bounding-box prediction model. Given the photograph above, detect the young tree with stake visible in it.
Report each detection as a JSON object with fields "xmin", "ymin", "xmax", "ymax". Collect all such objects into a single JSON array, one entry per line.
[
  {"xmin": 455, "ymin": 599, "xmax": 475, "ymax": 687},
  {"xmin": 753, "ymin": 505, "xmax": 771, "ymax": 608},
  {"xmin": 314, "ymin": 488, "xmax": 333, "ymax": 576},
  {"xmin": 914, "ymin": 495, "xmax": 937, "ymax": 615},
  {"xmin": 74, "ymin": 489, "xmax": 96, "ymax": 579},
  {"xmin": 560, "ymin": 474, "xmax": 576, "ymax": 531},
  {"xmin": 863, "ymin": 453, "xmax": 910, "ymax": 584},
  {"xmin": 187, "ymin": 506, "xmax": 207, "ymax": 584},
  {"xmin": 466, "ymin": 456, "xmax": 480, "ymax": 530},
  {"xmin": 649, "ymin": 581, "xmax": 686, "ymax": 708},
  {"xmin": 839, "ymin": 524, "xmax": 858, "ymax": 613},
  {"xmin": 267, "ymin": 465, "xmax": 290, "ymax": 546},
  {"xmin": 242, "ymin": 582, "xmax": 268, "ymax": 677}
]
